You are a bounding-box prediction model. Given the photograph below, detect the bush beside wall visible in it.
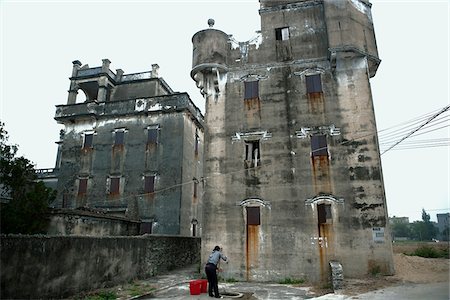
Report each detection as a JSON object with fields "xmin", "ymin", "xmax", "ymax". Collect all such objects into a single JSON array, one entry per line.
[{"xmin": 0, "ymin": 235, "xmax": 200, "ymax": 299}]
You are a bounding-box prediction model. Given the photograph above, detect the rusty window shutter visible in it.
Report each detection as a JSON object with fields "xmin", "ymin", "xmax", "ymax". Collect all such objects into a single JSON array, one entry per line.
[
  {"xmin": 144, "ymin": 175, "xmax": 155, "ymax": 193},
  {"xmin": 306, "ymin": 74, "xmax": 322, "ymax": 93},
  {"xmin": 244, "ymin": 81, "xmax": 259, "ymax": 100},
  {"xmin": 83, "ymin": 133, "xmax": 93, "ymax": 149},
  {"xmin": 110, "ymin": 177, "xmax": 120, "ymax": 194},
  {"xmin": 78, "ymin": 178, "xmax": 87, "ymax": 195},
  {"xmin": 115, "ymin": 131, "xmax": 124, "ymax": 145},
  {"xmin": 148, "ymin": 128, "xmax": 158, "ymax": 144},
  {"xmin": 247, "ymin": 206, "xmax": 260, "ymax": 225},
  {"xmin": 311, "ymin": 135, "xmax": 328, "ymax": 157}
]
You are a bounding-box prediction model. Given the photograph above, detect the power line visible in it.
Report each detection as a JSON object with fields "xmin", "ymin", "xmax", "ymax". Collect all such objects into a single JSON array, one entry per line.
[{"xmin": 381, "ymin": 105, "xmax": 450, "ymax": 155}]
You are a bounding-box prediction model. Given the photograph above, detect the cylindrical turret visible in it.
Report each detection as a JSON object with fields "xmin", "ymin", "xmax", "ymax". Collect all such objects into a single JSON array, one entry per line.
[{"xmin": 191, "ymin": 25, "xmax": 229, "ymax": 76}]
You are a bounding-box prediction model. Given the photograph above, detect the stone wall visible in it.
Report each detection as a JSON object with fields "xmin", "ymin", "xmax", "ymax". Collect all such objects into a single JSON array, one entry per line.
[
  {"xmin": 47, "ymin": 209, "xmax": 140, "ymax": 236},
  {"xmin": 0, "ymin": 235, "xmax": 200, "ymax": 299}
]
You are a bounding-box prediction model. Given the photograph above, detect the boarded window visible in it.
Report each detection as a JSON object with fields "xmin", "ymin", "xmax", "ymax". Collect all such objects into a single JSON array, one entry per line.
[
  {"xmin": 245, "ymin": 140, "xmax": 261, "ymax": 168},
  {"xmin": 311, "ymin": 135, "xmax": 328, "ymax": 157},
  {"xmin": 147, "ymin": 127, "xmax": 159, "ymax": 144},
  {"xmin": 114, "ymin": 130, "xmax": 125, "ymax": 146},
  {"xmin": 244, "ymin": 81, "xmax": 259, "ymax": 100},
  {"xmin": 144, "ymin": 175, "xmax": 155, "ymax": 194},
  {"xmin": 247, "ymin": 206, "xmax": 261, "ymax": 225},
  {"xmin": 306, "ymin": 74, "xmax": 323, "ymax": 93},
  {"xmin": 110, "ymin": 177, "xmax": 120, "ymax": 195},
  {"xmin": 78, "ymin": 178, "xmax": 88, "ymax": 195},
  {"xmin": 83, "ymin": 133, "xmax": 93, "ymax": 149},
  {"xmin": 275, "ymin": 27, "xmax": 290, "ymax": 41},
  {"xmin": 318, "ymin": 203, "xmax": 332, "ymax": 224},
  {"xmin": 193, "ymin": 179, "xmax": 198, "ymax": 198}
]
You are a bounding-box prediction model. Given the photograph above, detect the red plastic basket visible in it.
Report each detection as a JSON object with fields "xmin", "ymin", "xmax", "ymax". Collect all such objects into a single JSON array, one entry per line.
[
  {"xmin": 199, "ymin": 279, "xmax": 208, "ymax": 293},
  {"xmin": 189, "ymin": 280, "xmax": 202, "ymax": 295}
]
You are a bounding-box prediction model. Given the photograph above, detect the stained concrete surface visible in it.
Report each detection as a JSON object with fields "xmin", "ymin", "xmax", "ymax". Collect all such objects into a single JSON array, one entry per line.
[{"xmin": 135, "ymin": 265, "xmax": 449, "ymax": 300}]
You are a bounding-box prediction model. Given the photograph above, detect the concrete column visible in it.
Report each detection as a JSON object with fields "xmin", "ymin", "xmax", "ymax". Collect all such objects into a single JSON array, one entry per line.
[
  {"xmin": 67, "ymin": 60, "xmax": 82, "ymax": 104},
  {"xmin": 151, "ymin": 64, "xmax": 160, "ymax": 78},
  {"xmin": 97, "ymin": 77, "xmax": 108, "ymax": 102}
]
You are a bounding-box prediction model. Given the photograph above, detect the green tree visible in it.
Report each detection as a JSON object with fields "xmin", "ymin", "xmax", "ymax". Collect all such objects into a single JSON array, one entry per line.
[
  {"xmin": 410, "ymin": 209, "xmax": 438, "ymax": 241},
  {"xmin": 391, "ymin": 222, "xmax": 412, "ymax": 239},
  {"xmin": 0, "ymin": 122, "xmax": 55, "ymax": 234}
]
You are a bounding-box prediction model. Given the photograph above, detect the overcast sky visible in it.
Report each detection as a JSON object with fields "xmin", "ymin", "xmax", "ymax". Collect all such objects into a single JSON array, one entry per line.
[{"xmin": 1, "ymin": 0, "xmax": 449, "ymax": 222}]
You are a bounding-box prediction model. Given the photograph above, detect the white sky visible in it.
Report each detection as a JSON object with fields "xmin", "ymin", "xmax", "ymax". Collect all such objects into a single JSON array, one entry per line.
[{"xmin": 1, "ymin": 0, "xmax": 449, "ymax": 222}]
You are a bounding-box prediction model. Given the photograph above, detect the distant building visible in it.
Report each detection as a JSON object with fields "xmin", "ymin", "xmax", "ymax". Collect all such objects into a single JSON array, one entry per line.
[
  {"xmin": 52, "ymin": 59, "xmax": 204, "ymax": 236},
  {"xmin": 436, "ymin": 213, "xmax": 449, "ymax": 240},
  {"xmin": 192, "ymin": 0, "xmax": 393, "ymax": 282},
  {"xmin": 389, "ymin": 216, "xmax": 410, "ymax": 225}
]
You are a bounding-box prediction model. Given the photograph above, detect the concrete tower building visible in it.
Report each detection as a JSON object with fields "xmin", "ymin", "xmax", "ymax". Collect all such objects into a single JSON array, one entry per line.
[
  {"xmin": 54, "ymin": 59, "xmax": 204, "ymax": 236},
  {"xmin": 192, "ymin": 0, "xmax": 393, "ymax": 282}
]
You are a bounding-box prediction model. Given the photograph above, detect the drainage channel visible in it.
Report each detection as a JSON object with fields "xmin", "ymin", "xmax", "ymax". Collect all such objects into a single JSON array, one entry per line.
[{"xmin": 220, "ymin": 291, "xmax": 244, "ymax": 298}]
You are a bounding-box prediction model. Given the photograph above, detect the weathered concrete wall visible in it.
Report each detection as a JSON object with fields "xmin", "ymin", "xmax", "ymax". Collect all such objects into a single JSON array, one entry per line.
[
  {"xmin": 0, "ymin": 235, "xmax": 200, "ymax": 299},
  {"xmin": 192, "ymin": 0, "xmax": 393, "ymax": 283},
  {"xmin": 47, "ymin": 209, "xmax": 140, "ymax": 236}
]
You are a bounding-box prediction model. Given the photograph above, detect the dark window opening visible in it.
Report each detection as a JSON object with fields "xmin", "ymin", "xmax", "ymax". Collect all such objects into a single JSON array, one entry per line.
[
  {"xmin": 147, "ymin": 127, "xmax": 159, "ymax": 145},
  {"xmin": 247, "ymin": 206, "xmax": 261, "ymax": 225},
  {"xmin": 144, "ymin": 175, "xmax": 155, "ymax": 194},
  {"xmin": 275, "ymin": 27, "xmax": 290, "ymax": 41},
  {"xmin": 311, "ymin": 135, "xmax": 328, "ymax": 157},
  {"xmin": 83, "ymin": 133, "xmax": 93, "ymax": 149},
  {"xmin": 194, "ymin": 131, "xmax": 200, "ymax": 156},
  {"xmin": 244, "ymin": 81, "xmax": 259, "ymax": 100},
  {"xmin": 78, "ymin": 178, "xmax": 88, "ymax": 195},
  {"xmin": 245, "ymin": 140, "xmax": 261, "ymax": 168},
  {"xmin": 306, "ymin": 74, "xmax": 323, "ymax": 93},
  {"xmin": 192, "ymin": 223, "xmax": 197, "ymax": 237},
  {"xmin": 110, "ymin": 177, "xmax": 120, "ymax": 195},
  {"xmin": 114, "ymin": 130, "xmax": 125, "ymax": 146},
  {"xmin": 318, "ymin": 203, "xmax": 332, "ymax": 224},
  {"xmin": 140, "ymin": 222, "xmax": 152, "ymax": 234}
]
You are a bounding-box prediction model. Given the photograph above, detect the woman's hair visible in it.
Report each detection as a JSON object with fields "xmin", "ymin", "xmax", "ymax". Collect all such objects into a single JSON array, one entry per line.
[{"xmin": 213, "ymin": 245, "xmax": 221, "ymax": 251}]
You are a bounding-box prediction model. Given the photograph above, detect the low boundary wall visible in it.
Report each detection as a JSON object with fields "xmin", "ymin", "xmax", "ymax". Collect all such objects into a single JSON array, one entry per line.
[{"xmin": 0, "ymin": 234, "xmax": 200, "ymax": 299}]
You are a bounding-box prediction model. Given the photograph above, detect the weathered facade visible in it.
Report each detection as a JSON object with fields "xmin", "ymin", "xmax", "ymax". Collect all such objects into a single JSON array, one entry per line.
[
  {"xmin": 192, "ymin": 0, "xmax": 394, "ymax": 282},
  {"xmin": 54, "ymin": 60, "xmax": 204, "ymax": 236}
]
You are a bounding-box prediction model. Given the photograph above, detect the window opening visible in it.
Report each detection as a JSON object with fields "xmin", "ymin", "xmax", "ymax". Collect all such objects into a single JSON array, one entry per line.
[
  {"xmin": 140, "ymin": 222, "xmax": 152, "ymax": 234},
  {"xmin": 78, "ymin": 178, "xmax": 88, "ymax": 195},
  {"xmin": 244, "ymin": 81, "xmax": 259, "ymax": 100},
  {"xmin": 144, "ymin": 175, "xmax": 155, "ymax": 194},
  {"xmin": 311, "ymin": 135, "xmax": 328, "ymax": 157},
  {"xmin": 193, "ymin": 179, "xmax": 198, "ymax": 198},
  {"xmin": 275, "ymin": 27, "xmax": 290, "ymax": 41},
  {"xmin": 114, "ymin": 130, "xmax": 125, "ymax": 146},
  {"xmin": 318, "ymin": 203, "xmax": 332, "ymax": 224},
  {"xmin": 83, "ymin": 133, "xmax": 93, "ymax": 149},
  {"xmin": 194, "ymin": 130, "xmax": 200, "ymax": 156},
  {"xmin": 147, "ymin": 125, "xmax": 159, "ymax": 145},
  {"xmin": 306, "ymin": 74, "xmax": 323, "ymax": 93},
  {"xmin": 245, "ymin": 140, "xmax": 261, "ymax": 168},
  {"xmin": 247, "ymin": 206, "xmax": 261, "ymax": 225},
  {"xmin": 110, "ymin": 177, "xmax": 120, "ymax": 195}
]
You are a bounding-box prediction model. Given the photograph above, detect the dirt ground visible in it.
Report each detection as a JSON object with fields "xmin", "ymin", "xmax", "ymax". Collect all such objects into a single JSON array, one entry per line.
[{"xmin": 340, "ymin": 242, "xmax": 450, "ymax": 296}]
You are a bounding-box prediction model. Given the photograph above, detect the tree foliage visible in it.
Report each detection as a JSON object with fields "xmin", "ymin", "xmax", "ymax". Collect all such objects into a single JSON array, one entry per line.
[{"xmin": 0, "ymin": 121, "xmax": 55, "ymax": 234}]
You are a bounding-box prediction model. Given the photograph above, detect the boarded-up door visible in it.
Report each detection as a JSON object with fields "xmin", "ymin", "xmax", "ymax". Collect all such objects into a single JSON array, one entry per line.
[{"xmin": 246, "ymin": 206, "xmax": 260, "ymax": 280}]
